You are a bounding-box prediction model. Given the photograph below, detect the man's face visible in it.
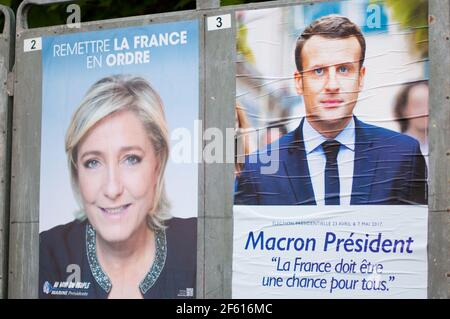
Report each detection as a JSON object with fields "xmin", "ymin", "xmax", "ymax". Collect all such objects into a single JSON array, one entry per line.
[
  {"xmin": 295, "ymin": 35, "xmax": 365, "ymax": 133},
  {"xmin": 404, "ymin": 84, "xmax": 428, "ymax": 133}
]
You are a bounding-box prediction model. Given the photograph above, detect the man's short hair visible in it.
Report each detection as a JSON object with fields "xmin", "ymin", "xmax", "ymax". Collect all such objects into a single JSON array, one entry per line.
[{"xmin": 295, "ymin": 14, "xmax": 366, "ymax": 72}]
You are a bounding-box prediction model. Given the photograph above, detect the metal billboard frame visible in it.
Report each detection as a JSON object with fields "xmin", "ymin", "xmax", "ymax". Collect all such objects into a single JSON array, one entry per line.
[
  {"xmin": 0, "ymin": 4, "xmax": 15, "ymax": 299},
  {"xmin": 5, "ymin": 0, "xmax": 448, "ymax": 299}
]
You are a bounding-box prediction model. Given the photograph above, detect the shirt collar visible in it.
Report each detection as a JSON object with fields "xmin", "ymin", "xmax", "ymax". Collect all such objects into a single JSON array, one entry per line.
[
  {"xmin": 86, "ymin": 222, "xmax": 167, "ymax": 296},
  {"xmin": 302, "ymin": 117, "xmax": 355, "ymax": 154}
]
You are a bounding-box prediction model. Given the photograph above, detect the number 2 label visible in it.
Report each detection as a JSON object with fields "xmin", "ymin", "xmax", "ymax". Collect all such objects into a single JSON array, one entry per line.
[{"xmin": 24, "ymin": 37, "xmax": 42, "ymax": 52}]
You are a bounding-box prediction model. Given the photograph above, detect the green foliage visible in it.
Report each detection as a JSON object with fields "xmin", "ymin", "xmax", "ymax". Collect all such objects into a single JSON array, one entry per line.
[
  {"xmin": 0, "ymin": 0, "xmax": 271, "ymax": 28},
  {"xmin": 0, "ymin": 0, "xmax": 425, "ymax": 57},
  {"xmin": 236, "ymin": 13, "xmax": 255, "ymax": 64},
  {"xmin": 0, "ymin": 0, "xmax": 198, "ymax": 27},
  {"xmin": 374, "ymin": 0, "xmax": 428, "ymax": 58}
]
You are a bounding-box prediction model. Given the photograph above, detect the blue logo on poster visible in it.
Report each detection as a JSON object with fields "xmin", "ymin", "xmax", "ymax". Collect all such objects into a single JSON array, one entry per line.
[{"xmin": 43, "ymin": 281, "xmax": 52, "ymax": 294}]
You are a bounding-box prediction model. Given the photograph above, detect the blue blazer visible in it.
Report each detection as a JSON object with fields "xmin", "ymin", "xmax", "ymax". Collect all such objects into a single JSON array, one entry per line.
[{"xmin": 234, "ymin": 117, "xmax": 427, "ymax": 205}]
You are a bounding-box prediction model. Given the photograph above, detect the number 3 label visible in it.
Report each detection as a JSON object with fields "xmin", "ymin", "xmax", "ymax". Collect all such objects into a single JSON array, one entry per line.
[
  {"xmin": 207, "ymin": 14, "xmax": 231, "ymax": 31},
  {"xmin": 24, "ymin": 37, "xmax": 42, "ymax": 52}
]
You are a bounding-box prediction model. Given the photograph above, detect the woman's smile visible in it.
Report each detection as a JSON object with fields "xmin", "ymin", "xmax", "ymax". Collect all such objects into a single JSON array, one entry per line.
[{"xmin": 99, "ymin": 203, "xmax": 132, "ymax": 217}]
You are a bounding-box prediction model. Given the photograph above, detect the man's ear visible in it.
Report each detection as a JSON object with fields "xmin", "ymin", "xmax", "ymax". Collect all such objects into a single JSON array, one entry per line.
[
  {"xmin": 358, "ymin": 66, "xmax": 366, "ymax": 91},
  {"xmin": 294, "ymin": 70, "xmax": 303, "ymax": 95}
]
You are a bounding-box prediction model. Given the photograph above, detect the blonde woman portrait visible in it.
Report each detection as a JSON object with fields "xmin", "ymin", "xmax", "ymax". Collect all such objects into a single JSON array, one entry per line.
[{"xmin": 39, "ymin": 75, "xmax": 197, "ymax": 299}]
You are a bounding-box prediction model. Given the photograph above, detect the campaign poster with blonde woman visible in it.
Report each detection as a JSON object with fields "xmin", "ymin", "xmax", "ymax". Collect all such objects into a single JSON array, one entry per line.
[{"xmin": 39, "ymin": 20, "xmax": 199, "ymax": 299}]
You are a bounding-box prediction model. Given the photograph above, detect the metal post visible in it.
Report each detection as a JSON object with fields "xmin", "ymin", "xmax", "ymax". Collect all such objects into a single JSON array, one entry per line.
[
  {"xmin": 197, "ymin": 0, "xmax": 220, "ymax": 10},
  {"xmin": 428, "ymin": 0, "xmax": 450, "ymax": 299},
  {"xmin": 0, "ymin": 4, "xmax": 15, "ymax": 299}
]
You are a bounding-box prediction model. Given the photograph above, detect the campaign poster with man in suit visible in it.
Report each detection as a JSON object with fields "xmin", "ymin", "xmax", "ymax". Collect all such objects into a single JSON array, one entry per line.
[{"xmin": 233, "ymin": 0, "xmax": 428, "ymax": 298}]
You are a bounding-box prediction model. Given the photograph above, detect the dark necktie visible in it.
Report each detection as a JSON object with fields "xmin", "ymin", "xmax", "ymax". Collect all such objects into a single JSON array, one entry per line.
[{"xmin": 322, "ymin": 140, "xmax": 341, "ymax": 205}]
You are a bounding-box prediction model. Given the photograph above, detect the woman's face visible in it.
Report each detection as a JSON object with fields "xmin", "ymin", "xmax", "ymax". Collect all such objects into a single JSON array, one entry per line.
[{"xmin": 77, "ymin": 110, "xmax": 160, "ymax": 243}]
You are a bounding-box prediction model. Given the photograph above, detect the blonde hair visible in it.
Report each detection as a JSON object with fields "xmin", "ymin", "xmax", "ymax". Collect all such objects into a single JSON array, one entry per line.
[{"xmin": 65, "ymin": 74, "xmax": 171, "ymax": 230}]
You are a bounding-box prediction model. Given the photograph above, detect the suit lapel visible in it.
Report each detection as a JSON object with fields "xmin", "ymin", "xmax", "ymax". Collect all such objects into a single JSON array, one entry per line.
[
  {"xmin": 283, "ymin": 118, "xmax": 316, "ymax": 205},
  {"xmin": 351, "ymin": 117, "xmax": 378, "ymax": 204}
]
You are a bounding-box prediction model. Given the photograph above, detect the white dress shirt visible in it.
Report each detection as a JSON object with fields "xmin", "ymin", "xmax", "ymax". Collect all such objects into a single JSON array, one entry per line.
[{"xmin": 302, "ymin": 118, "xmax": 355, "ymax": 205}]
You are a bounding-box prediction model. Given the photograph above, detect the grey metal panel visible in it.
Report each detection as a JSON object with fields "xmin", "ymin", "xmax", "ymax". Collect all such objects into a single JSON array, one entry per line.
[
  {"xmin": 16, "ymin": 0, "xmax": 73, "ymax": 33},
  {"xmin": 16, "ymin": 0, "xmax": 200, "ymax": 35},
  {"xmin": 203, "ymin": 9, "xmax": 236, "ymax": 299},
  {"xmin": 8, "ymin": 27, "xmax": 42, "ymax": 298},
  {"xmin": 197, "ymin": 12, "xmax": 206, "ymax": 299},
  {"xmin": 197, "ymin": 0, "xmax": 220, "ymax": 10},
  {"xmin": 8, "ymin": 2, "xmax": 203, "ymax": 299},
  {"xmin": 428, "ymin": 0, "xmax": 450, "ymax": 299},
  {"xmin": 0, "ymin": 4, "xmax": 14, "ymax": 300}
]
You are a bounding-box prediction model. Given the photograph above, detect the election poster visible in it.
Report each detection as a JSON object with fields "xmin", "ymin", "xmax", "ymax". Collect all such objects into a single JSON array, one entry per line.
[
  {"xmin": 233, "ymin": 0, "xmax": 428, "ymax": 298},
  {"xmin": 39, "ymin": 20, "xmax": 199, "ymax": 298}
]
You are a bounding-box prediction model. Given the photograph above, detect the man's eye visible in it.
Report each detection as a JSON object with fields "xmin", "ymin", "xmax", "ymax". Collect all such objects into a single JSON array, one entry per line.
[
  {"xmin": 124, "ymin": 155, "xmax": 142, "ymax": 166},
  {"xmin": 83, "ymin": 159, "xmax": 100, "ymax": 169},
  {"xmin": 314, "ymin": 68, "xmax": 324, "ymax": 75},
  {"xmin": 338, "ymin": 66, "xmax": 348, "ymax": 73}
]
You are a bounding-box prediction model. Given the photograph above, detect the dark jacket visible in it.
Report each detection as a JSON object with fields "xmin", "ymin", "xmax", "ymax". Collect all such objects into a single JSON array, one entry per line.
[
  {"xmin": 39, "ymin": 217, "xmax": 197, "ymax": 299},
  {"xmin": 235, "ymin": 117, "xmax": 427, "ymax": 205}
]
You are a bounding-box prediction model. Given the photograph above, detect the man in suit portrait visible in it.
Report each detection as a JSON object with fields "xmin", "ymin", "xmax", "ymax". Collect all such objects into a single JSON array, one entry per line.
[{"xmin": 234, "ymin": 14, "xmax": 427, "ymax": 206}]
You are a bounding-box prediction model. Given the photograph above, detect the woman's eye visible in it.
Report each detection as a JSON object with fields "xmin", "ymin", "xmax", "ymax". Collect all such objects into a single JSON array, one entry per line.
[
  {"xmin": 83, "ymin": 159, "xmax": 100, "ymax": 169},
  {"xmin": 124, "ymin": 155, "xmax": 142, "ymax": 166},
  {"xmin": 314, "ymin": 68, "xmax": 324, "ymax": 75}
]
